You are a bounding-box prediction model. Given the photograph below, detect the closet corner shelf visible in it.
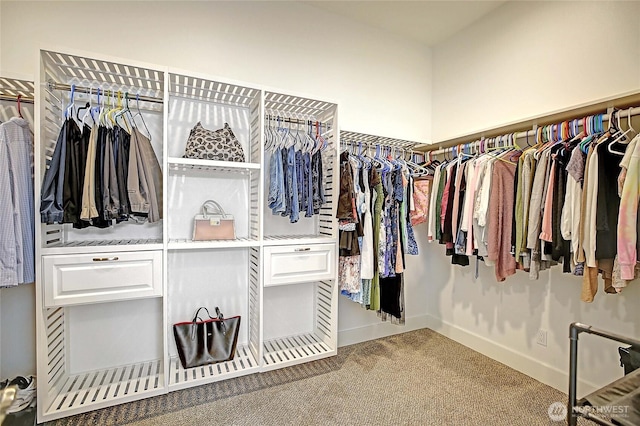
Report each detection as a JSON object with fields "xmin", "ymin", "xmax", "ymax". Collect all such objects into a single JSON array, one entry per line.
[
  {"xmin": 167, "ymin": 157, "xmax": 260, "ymax": 173},
  {"xmin": 168, "ymin": 345, "xmax": 259, "ymax": 392},
  {"xmin": 41, "ymin": 239, "xmax": 163, "ymax": 255},
  {"xmin": 167, "ymin": 238, "xmax": 259, "ymax": 250},
  {"xmin": 42, "ymin": 359, "xmax": 164, "ymax": 422},
  {"xmin": 262, "ymin": 333, "xmax": 335, "ymax": 371},
  {"xmin": 262, "ymin": 235, "xmax": 336, "ymax": 246}
]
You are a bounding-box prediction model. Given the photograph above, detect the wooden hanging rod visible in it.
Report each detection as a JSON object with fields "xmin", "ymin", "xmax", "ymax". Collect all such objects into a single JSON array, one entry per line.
[
  {"xmin": 46, "ymin": 81, "xmax": 163, "ymax": 104},
  {"xmin": 0, "ymin": 94, "xmax": 34, "ymax": 104},
  {"xmin": 423, "ymin": 90, "xmax": 640, "ymax": 153},
  {"xmin": 426, "ymin": 104, "xmax": 640, "ymax": 156}
]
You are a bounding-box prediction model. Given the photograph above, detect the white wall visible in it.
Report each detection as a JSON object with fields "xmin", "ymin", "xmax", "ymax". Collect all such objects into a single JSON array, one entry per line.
[
  {"xmin": 429, "ymin": 0, "xmax": 640, "ymax": 395},
  {"xmin": 0, "ymin": 1, "xmax": 432, "ymax": 143},
  {"xmin": 0, "ymin": 1, "xmax": 433, "ymax": 378},
  {"xmin": 432, "ymin": 0, "xmax": 640, "ymax": 142}
]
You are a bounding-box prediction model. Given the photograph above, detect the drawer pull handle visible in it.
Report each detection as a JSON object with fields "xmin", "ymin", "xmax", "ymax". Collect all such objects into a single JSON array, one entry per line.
[
  {"xmin": 92, "ymin": 256, "xmax": 119, "ymax": 262},
  {"xmin": 294, "ymin": 248, "xmax": 311, "ymax": 252}
]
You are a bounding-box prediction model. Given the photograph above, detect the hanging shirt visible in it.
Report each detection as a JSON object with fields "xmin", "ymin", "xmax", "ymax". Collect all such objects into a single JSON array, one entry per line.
[
  {"xmin": 0, "ymin": 117, "xmax": 35, "ymax": 286},
  {"xmin": 41, "ymin": 118, "xmax": 74, "ymax": 224},
  {"xmin": 427, "ymin": 164, "xmax": 442, "ymax": 241},
  {"xmin": 618, "ymin": 134, "xmax": 640, "ymax": 280},
  {"xmin": 487, "ymin": 159, "xmax": 518, "ymax": 281},
  {"xmin": 561, "ymin": 146, "xmax": 585, "ymax": 264},
  {"xmin": 80, "ymin": 124, "xmax": 99, "ymax": 220}
]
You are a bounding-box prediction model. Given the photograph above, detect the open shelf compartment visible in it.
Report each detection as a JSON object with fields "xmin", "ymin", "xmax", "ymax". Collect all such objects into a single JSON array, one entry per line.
[
  {"xmin": 262, "ymin": 91, "xmax": 338, "ymax": 242},
  {"xmin": 40, "ymin": 299, "xmax": 164, "ymax": 422},
  {"xmin": 37, "ymin": 50, "xmax": 165, "ymax": 253},
  {"xmin": 262, "ymin": 280, "xmax": 337, "ymax": 371},
  {"xmin": 166, "ymin": 247, "xmax": 262, "ymax": 390}
]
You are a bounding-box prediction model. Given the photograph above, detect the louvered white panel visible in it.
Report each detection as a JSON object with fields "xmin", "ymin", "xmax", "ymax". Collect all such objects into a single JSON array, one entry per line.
[{"xmin": 168, "ymin": 345, "xmax": 259, "ymax": 391}]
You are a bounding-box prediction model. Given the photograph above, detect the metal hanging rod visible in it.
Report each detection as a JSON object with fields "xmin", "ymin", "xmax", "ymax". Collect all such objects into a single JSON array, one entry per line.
[
  {"xmin": 0, "ymin": 94, "xmax": 34, "ymax": 104},
  {"xmin": 47, "ymin": 82, "xmax": 163, "ymax": 104},
  {"xmin": 265, "ymin": 115, "xmax": 326, "ymax": 125},
  {"xmin": 426, "ymin": 105, "xmax": 640, "ymax": 156},
  {"xmin": 340, "ymin": 130, "xmax": 423, "ymax": 151},
  {"xmin": 341, "ymin": 138, "xmax": 423, "ymax": 155}
]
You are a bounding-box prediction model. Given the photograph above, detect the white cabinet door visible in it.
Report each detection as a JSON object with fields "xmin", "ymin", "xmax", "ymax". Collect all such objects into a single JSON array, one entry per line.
[
  {"xmin": 43, "ymin": 251, "xmax": 162, "ymax": 307},
  {"xmin": 263, "ymin": 244, "xmax": 335, "ymax": 287}
]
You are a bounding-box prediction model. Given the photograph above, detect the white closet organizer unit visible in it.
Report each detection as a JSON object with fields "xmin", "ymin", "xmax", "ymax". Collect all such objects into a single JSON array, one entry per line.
[
  {"xmin": 165, "ymin": 71, "xmax": 262, "ymax": 390},
  {"xmin": 34, "ymin": 50, "xmax": 166, "ymax": 422},
  {"xmin": 261, "ymin": 91, "xmax": 338, "ymax": 370},
  {"xmin": 33, "ymin": 48, "xmax": 339, "ymax": 423}
]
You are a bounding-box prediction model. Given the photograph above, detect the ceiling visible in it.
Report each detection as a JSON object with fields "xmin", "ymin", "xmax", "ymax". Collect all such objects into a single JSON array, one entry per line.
[{"xmin": 305, "ymin": 0, "xmax": 507, "ymax": 47}]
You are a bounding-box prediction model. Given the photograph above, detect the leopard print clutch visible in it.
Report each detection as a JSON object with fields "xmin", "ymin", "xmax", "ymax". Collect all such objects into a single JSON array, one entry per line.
[{"xmin": 183, "ymin": 122, "xmax": 245, "ymax": 162}]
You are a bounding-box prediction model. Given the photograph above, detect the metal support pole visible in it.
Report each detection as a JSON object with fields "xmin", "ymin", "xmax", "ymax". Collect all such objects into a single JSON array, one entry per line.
[{"xmin": 568, "ymin": 323, "xmax": 581, "ymax": 426}]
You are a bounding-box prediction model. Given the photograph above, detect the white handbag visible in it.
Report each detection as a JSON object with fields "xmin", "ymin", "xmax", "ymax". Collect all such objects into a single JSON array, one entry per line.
[{"xmin": 193, "ymin": 200, "xmax": 236, "ymax": 240}]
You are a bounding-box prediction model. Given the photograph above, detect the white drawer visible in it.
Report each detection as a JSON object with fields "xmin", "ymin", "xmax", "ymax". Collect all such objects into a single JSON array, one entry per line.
[
  {"xmin": 43, "ymin": 250, "xmax": 162, "ymax": 307},
  {"xmin": 264, "ymin": 244, "xmax": 335, "ymax": 287}
]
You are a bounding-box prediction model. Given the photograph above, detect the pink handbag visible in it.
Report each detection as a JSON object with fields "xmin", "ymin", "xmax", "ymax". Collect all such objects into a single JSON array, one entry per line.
[{"xmin": 193, "ymin": 200, "xmax": 236, "ymax": 241}]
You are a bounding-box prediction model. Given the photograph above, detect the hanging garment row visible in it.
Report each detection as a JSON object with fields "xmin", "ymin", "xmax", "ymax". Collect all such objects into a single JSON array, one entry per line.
[
  {"xmin": 338, "ymin": 142, "xmax": 429, "ymax": 323},
  {"xmin": 424, "ymin": 109, "xmax": 640, "ymax": 302},
  {"xmin": 40, "ymin": 87, "xmax": 162, "ymax": 227},
  {"xmin": 265, "ymin": 114, "xmax": 328, "ymax": 223},
  {"xmin": 0, "ymin": 95, "xmax": 34, "ymax": 287}
]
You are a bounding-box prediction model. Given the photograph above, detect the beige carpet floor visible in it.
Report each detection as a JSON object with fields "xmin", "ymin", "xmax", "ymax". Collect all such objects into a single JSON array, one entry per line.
[{"xmin": 48, "ymin": 328, "xmax": 589, "ymax": 426}]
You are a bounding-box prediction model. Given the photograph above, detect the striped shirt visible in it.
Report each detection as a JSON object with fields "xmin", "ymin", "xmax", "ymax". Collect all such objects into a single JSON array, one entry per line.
[{"xmin": 0, "ymin": 117, "xmax": 35, "ymax": 287}]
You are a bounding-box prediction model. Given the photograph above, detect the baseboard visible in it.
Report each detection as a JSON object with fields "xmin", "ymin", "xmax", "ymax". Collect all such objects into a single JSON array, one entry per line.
[
  {"xmin": 424, "ymin": 314, "xmax": 599, "ymax": 395},
  {"xmin": 337, "ymin": 314, "xmax": 430, "ymax": 347}
]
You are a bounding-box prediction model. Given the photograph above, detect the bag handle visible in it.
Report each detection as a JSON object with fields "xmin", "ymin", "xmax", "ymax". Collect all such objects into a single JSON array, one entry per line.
[
  {"xmin": 191, "ymin": 306, "xmax": 227, "ymax": 335},
  {"xmin": 201, "ymin": 200, "xmax": 228, "ymax": 218},
  {"xmin": 192, "ymin": 307, "xmax": 215, "ymax": 323}
]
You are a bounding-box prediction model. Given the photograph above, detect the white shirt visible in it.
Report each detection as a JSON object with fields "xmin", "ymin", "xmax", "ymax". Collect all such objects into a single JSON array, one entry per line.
[{"xmin": 0, "ymin": 117, "xmax": 35, "ymax": 287}]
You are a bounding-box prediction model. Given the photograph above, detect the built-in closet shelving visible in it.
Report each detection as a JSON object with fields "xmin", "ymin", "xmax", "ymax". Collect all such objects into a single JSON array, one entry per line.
[
  {"xmin": 34, "ymin": 50, "xmax": 167, "ymax": 422},
  {"xmin": 33, "ymin": 49, "xmax": 339, "ymax": 422}
]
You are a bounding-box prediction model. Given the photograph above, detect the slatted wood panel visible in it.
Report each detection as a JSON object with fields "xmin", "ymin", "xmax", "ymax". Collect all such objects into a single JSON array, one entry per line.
[
  {"xmin": 46, "ymin": 308, "xmax": 66, "ymax": 387},
  {"xmin": 250, "ymin": 168, "xmax": 261, "ymax": 240},
  {"xmin": 44, "ymin": 359, "xmax": 163, "ymax": 420},
  {"xmin": 168, "ymin": 345, "xmax": 258, "ymax": 391},
  {"xmin": 263, "ymin": 235, "xmax": 335, "ymax": 244},
  {"xmin": 167, "ymin": 238, "xmax": 258, "ymax": 250},
  {"xmin": 42, "ymin": 239, "xmax": 163, "ymax": 255},
  {"xmin": 43, "ymin": 51, "xmax": 163, "ymax": 100},
  {"xmin": 168, "ymin": 157, "xmax": 259, "ymax": 172},
  {"xmin": 250, "ymin": 99, "xmax": 261, "ymax": 164},
  {"xmin": 315, "ymin": 281, "xmax": 334, "ymax": 341},
  {"xmin": 249, "ymin": 248, "xmax": 261, "ymax": 358},
  {"xmin": 262, "ymin": 333, "xmax": 332, "ymax": 369},
  {"xmin": 264, "ymin": 92, "xmax": 335, "ymax": 117},
  {"xmin": 0, "ymin": 77, "xmax": 35, "ymax": 99},
  {"xmin": 169, "ymin": 74, "xmax": 258, "ymax": 108}
]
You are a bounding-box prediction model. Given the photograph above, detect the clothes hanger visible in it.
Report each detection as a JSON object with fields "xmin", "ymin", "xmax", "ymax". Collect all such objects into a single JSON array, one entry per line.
[
  {"xmin": 79, "ymin": 88, "xmax": 92, "ymax": 128},
  {"xmin": 608, "ymin": 109, "xmax": 632, "ymax": 155},
  {"xmin": 98, "ymin": 89, "xmax": 109, "ymax": 126},
  {"xmin": 64, "ymin": 84, "xmax": 76, "ymax": 120},
  {"xmin": 16, "ymin": 95, "xmax": 22, "ymax": 118},
  {"xmin": 130, "ymin": 93, "xmax": 152, "ymax": 140}
]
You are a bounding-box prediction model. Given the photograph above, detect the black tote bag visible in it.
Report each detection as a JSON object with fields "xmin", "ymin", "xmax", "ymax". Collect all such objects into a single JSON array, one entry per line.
[{"xmin": 173, "ymin": 307, "xmax": 240, "ymax": 369}]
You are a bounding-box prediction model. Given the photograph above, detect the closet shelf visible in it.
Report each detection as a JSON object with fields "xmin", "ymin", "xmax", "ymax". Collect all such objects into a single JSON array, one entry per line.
[
  {"xmin": 168, "ymin": 345, "xmax": 259, "ymax": 391},
  {"xmin": 41, "ymin": 239, "xmax": 163, "ymax": 255},
  {"xmin": 167, "ymin": 157, "xmax": 260, "ymax": 173},
  {"xmin": 262, "ymin": 333, "xmax": 334, "ymax": 371},
  {"xmin": 167, "ymin": 238, "xmax": 259, "ymax": 250},
  {"xmin": 43, "ymin": 359, "xmax": 164, "ymax": 421},
  {"xmin": 263, "ymin": 235, "xmax": 336, "ymax": 246}
]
